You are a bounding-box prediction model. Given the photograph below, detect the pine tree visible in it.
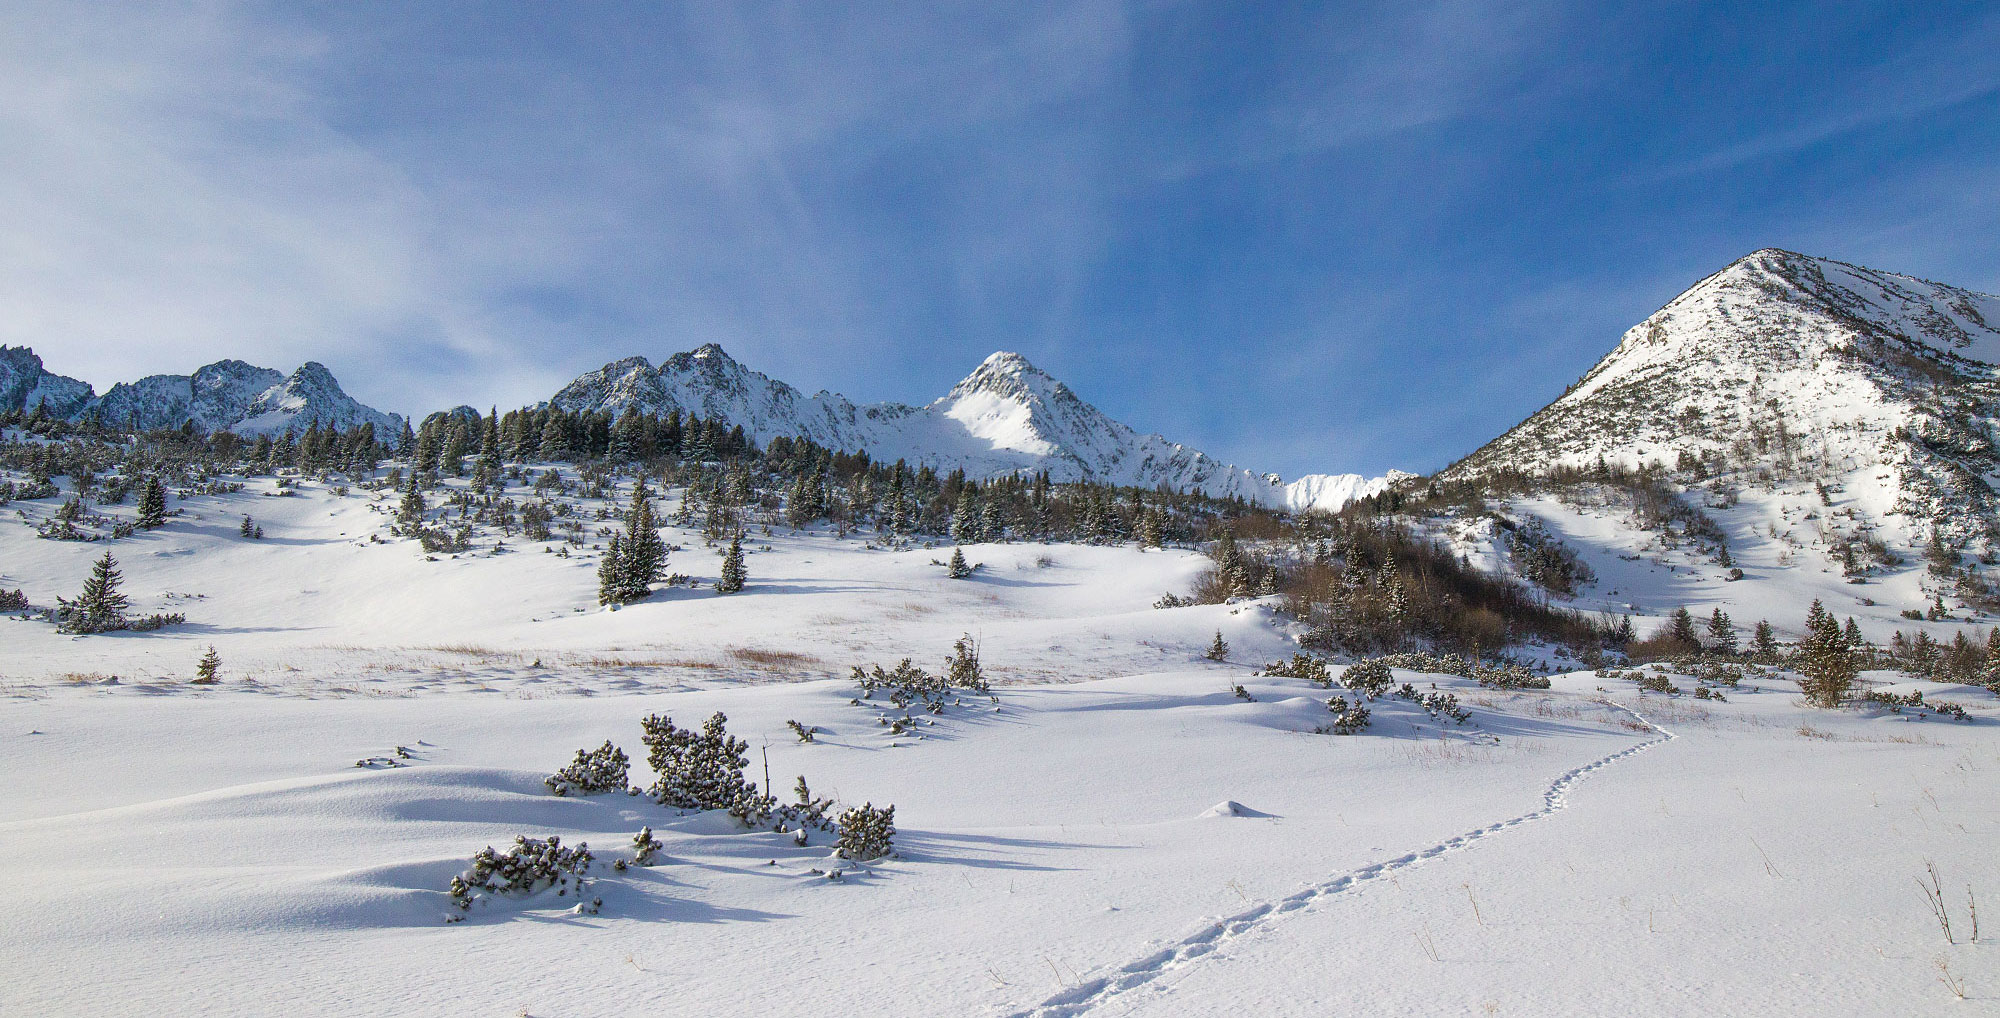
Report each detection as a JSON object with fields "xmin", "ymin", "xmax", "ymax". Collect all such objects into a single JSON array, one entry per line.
[
  {"xmin": 137, "ymin": 477, "xmax": 168, "ymax": 529},
  {"xmin": 60, "ymin": 551, "xmax": 130, "ymax": 633},
  {"xmin": 1668, "ymin": 607, "xmax": 1700, "ymax": 649},
  {"xmin": 397, "ymin": 472, "xmax": 425, "ymax": 527},
  {"xmin": 1753, "ymin": 619, "xmax": 1778, "ymax": 662},
  {"xmin": 1842, "ymin": 616, "xmax": 1864, "ymax": 651},
  {"xmin": 946, "ymin": 547, "xmax": 972, "ymax": 579},
  {"xmin": 240, "ymin": 514, "xmax": 256, "ymax": 538},
  {"xmin": 1136, "ymin": 508, "xmax": 1163, "ymax": 549},
  {"xmin": 1705, "ymin": 608, "xmax": 1737, "ymax": 656},
  {"xmin": 950, "ymin": 487, "xmax": 978, "ymax": 543},
  {"xmin": 597, "ymin": 533, "xmax": 625, "ymax": 606},
  {"xmin": 717, "ymin": 536, "xmax": 746, "ymax": 594},
  {"xmin": 619, "ymin": 481, "xmax": 665, "ymax": 601},
  {"xmin": 1797, "ymin": 598, "xmax": 1855, "ymax": 708},
  {"xmin": 1203, "ymin": 630, "xmax": 1229, "ymax": 662},
  {"xmin": 193, "ymin": 645, "xmax": 221, "ymax": 684}
]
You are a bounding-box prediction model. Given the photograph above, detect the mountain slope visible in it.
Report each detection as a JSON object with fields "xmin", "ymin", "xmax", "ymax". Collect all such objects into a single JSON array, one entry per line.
[
  {"xmin": 1447, "ymin": 247, "xmax": 2000, "ymax": 550},
  {"xmin": 550, "ymin": 344, "xmax": 1397, "ymax": 507}
]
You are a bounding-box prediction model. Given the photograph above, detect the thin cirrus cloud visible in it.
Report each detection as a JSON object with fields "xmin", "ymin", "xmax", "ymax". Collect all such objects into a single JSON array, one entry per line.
[{"xmin": 2, "ymin": 2, "xmax": 1997, "ymax": 478}]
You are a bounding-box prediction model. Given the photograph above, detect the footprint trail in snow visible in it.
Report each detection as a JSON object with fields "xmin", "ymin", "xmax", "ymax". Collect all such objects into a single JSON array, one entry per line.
[{"xmin": 1008, "ymin": 702, "xmax": 1676, "ymax": 1017}]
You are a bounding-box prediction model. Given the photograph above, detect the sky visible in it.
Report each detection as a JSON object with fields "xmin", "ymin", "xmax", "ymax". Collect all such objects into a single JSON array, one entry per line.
[{"xmin": 5, "ymin": 1, "xmax": 1999, "ymax": 478}]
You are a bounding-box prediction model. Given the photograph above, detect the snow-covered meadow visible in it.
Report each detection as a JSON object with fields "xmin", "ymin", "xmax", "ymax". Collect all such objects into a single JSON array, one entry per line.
[{"xmin": 4, "ymin": 474, "xmax": 1998, "ymax": 1015}]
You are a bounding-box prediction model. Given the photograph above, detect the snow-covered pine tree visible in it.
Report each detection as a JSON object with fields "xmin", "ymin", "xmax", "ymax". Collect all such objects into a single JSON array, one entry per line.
[
  {"xmin": 1136, "ymin": 508, "xmax": 1163, "ymax": 549},
  {"xmin": 193, "ymin": 645, "xmax": 221, "ymax": 684},
  {"xmin": 1204, "ymin": 630, "xmax": 1228, "ymax": 661},
  {"xmin": 137, "ymin": 477, "xmax": 167, "ymax": 529},
  {"xmin": 597, "ymin": 533, "xmax": 625, "ymax": 606},
  {"xmin": 58, "ymin": 551, "xmax": 129, "ymax": 633},
  {"xmin": 398, "ymin": 472, "xmax": 425, "ymax": 527},
  {"xmin": 1706, "ymin": 608, "xmax": 1737, "ymax": 656},
  {"xmin": 1668, "ymin": 607, "xmax": 1700, "ymax": 649},
  {"xmin": 1797, "ymin": 598, "xmax": 1855, "ymax": 708},
  {"xmin": 1753, "ymin": 619, "xmax": 1778, "ymax": 661},
  {"xmin": 1843, "ymin": 616, "xmax": 1865, "ymax": 650},
  {"xmin": 947, "ymin": 547, "xmax": 972, "ymax": 579},
  {"xmin": 618, "ymin": 481, "xmax": 665, "ymax": 602},
  {"xmin": 950, "ymin": 487, "xmax": 978, "ymax": 544},
  {"xmin": 717, "ymin": 536, "xmax": 746, "ymax": 594}
]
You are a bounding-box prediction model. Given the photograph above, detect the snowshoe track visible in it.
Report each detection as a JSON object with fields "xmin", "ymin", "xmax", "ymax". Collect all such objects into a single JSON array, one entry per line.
[{"xmin": 1008, "ymin": 702, "xmax": 1675, "ymax": 1017}]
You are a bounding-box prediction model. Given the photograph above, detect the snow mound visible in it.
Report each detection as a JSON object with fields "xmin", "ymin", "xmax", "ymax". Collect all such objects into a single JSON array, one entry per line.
[{"xmin": 1198, "ymin": 800, "xmax": 1274, "ymax": 818}]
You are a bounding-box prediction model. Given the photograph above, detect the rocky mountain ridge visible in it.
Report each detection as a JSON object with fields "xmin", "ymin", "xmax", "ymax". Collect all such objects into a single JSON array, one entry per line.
[
  {"xmin": 548, "ymin": 344, "xmax": 1400, "ymax": 508},
  {"xmin": 0, "ymin": 347, "xmax": 403, "ymax": 437}
]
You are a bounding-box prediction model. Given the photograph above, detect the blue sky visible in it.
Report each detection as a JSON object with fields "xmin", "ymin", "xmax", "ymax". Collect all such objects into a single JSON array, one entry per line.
[{"xmin": 6, "ymin": 2, "xmax": 1999, "ymax": 477}]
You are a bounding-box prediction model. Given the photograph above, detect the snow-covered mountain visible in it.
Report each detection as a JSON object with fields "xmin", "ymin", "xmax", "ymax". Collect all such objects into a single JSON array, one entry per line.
[
  {"xmin": 1, "ymin": 347, "xmax": 402, "ymax": 436},
  {"xmin": 549, "ymin": 344, "xmax": 1399, "ymax": 507},
  {"xmin": 0, "ymin": 347, "xmax": 94, "ymax": 418},
  {"xmin": 1446, "ymin": 248, "xmax": 2000, "ymax": 546}
]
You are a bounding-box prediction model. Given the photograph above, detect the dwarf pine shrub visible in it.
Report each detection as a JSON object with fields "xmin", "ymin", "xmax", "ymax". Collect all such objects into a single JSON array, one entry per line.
[
  {"xmin": 545, "ymin": 741, "xmax": 630, "ymax": 796},
  {"xmin": 1263, "ymin": 652, "xmax": 1331, "ymax": 686},
  {"xmin": 1320, "ymin": 696, "xmax": 1371, "ymax": 734},
  {"xmin": 640, "ymin": 712, "xmax": 760, "ymax": 812},
  {"xmin": 1342, "ymin": 660, "xmax": 1393, "ymax": 699},
  {"xmin": 835, "ymin": 803, "xmax": 896, "ymax": 861},
  {"xmin": 447, "ymin": 834, "xmax": 595, "ymax": 917}
]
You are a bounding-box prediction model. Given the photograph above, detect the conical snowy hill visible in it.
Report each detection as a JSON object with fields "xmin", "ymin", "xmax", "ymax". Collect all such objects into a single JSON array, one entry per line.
[{"xmin": 1446, "ymin": 247, "xmax": 2000, "ymax": 543}]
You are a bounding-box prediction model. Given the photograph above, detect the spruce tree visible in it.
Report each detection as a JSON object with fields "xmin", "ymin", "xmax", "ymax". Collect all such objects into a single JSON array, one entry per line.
[
  {"xmin": 137, "ymin": 477, "xmax": 168, "ymax": 529},
  {"xmin": 1668, "ymin": 607, "xmax": 1700, "ymax": 649},
  {"xmin": 950, "ymin": 488, "xmax": 978, "ymax": 544},
  {"xmin": 597, "ymin": 533, "xmax": 625, "ymax": 606},
  {"xmin": 1797, "ymin": 598, "xmax": 1855, "ymax": 708},
  {"xmin": 397, "ymin": 472, "xmax": 425, "ymax": 527},
  {"xmin": 1204, "ymin": 630, "xmax": 1229, "ymax": 661},
  {"xmin": 619, "ymin": 481, "xmax": 665, "ymax": 601},
  {"xmin": 1705, "ymin": 608, "xmax": 1737, "ymax": 656},
  {"xmin": 946, "ymin": 547, "xmax": 972, "ymax": 579},
  {"xmin": 1753, "ymin": 619, "xmax": 1778, "ymax": 661},
  {"xmin": 1842, "ymin": 616, "xmax": 1864, "ymax": 651},
  {"xmin": 240, "ymin": 514, "xmax": 255, "ymax": 538},
  {"xmin": 193, "ymin": 645, "xmax": 221, "ymax": 684},
  {"xmin": 61, "ymin": 551, "xmax": 130, "ymax": 633},
  {"xmin": 717, "ymin": 536, "xmax": 746, "ymax": 594}
]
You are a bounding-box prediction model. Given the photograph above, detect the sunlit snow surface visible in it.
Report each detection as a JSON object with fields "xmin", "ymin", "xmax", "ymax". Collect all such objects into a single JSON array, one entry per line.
[{"xmin": 2, "ymin": 473, "xmax": 1996, "ymax": 1016}]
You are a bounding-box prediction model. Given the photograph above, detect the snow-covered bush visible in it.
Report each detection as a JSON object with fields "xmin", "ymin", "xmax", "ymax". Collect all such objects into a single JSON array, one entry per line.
[
  {"xmin": 626, "ymin": 826, "xmax": 664, "ymax": 867},
  {"xmin": 1263, "ymin": 652, "xmax": 1331, "ymax": 686},
  {"xmin": 944, "ymin": 634, "xmax": 988, "ymax": 692},
  {"xmin": 1635, "ymin": 672, "xmax": 1680, "ymax": 694},
  {"xmin": 640, "ymin": 712, "xmax": 762, "ymax": 814},
  {"xmin": 447, "ymin": 834, "xmax": 596, "ymax": 919},
  {"xmin": 835, "ymin": 803, "xmax": 896, "ymax": 861},
  {"xmin": 545, "ymin": 741, "xmax": 630, "ymax": 796},
  {"xmin": 0, "ymin": 588, "xmax": 27, "ymax": 611},
  {"xmin": 1319, "ymin": 696, "xmax": 1371, "ymax": 735},
  {"xmin": 1342, "ymin": 660, "xmax": 1393, "ymax": 699},
  {"xmin": 1419, "ymin": 691, "xmax": 1469, "ymax": 724},
  {"xmin": 1232, "ymin": 684, "xmax": 1254, "ymax": 702},
  {"xmin": 787, "ymin": 720, "xmax": 816, "ymax": 744}
]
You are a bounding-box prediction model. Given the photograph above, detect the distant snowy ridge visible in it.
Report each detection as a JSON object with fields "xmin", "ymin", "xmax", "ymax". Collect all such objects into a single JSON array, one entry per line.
[
  {"xmin": 0, "ymin": 346, "xmax": 402, "ymax": 436},
  {"xmin": 549, "ymin": 344, "xmax": 1402, "ymax": 507}
]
